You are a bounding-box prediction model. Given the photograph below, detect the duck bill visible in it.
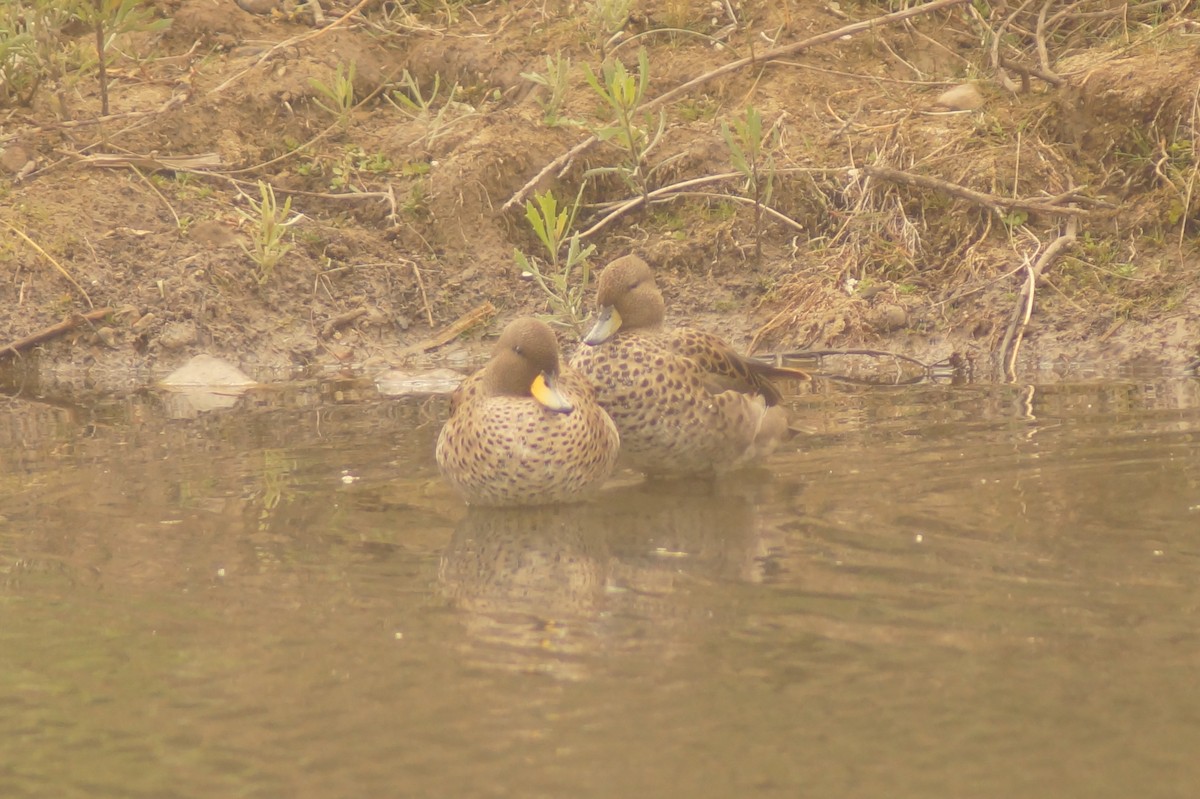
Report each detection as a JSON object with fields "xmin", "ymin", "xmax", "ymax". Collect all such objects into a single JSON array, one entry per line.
[
  {"xmin": 582, "ymin": 305, "xmax": 622, "ymax": 346},
  {"xmin": 531, "ymin": 371, "xmax": 573, "ymax": 414}
]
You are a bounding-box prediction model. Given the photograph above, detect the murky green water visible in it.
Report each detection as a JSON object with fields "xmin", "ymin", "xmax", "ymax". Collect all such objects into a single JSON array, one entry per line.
[{"xmin": 3, "ymin": 371, "xmax": 1200, "ymax": 798}]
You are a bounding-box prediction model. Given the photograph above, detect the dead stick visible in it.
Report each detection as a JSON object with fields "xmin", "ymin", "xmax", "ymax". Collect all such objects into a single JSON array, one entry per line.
[
  {"xmin": 862, "ymin": 165, "xmax": 1096, "ymax": 216},
  {"xmin": 320, "ymin": 308, "xmax": 369, "ymax": 338},
  {"xmin": 502, "ymin": 0, "xmax": 969, "ymax": 212},
  {"xmin": 410, "ymin": 261, "xmax": 435, "ymax": 327},
  {"xmin": 998, "ymin": 56, "xmax": 1063, "ymax": 87},
  {"xmin": 1, "ymin": 308, "xmax": 114, "ymax": 359},
  {"xmin": 1, "ymin": 219, "xmax": 94, "ymax": 307},
  {"xmin": 397, "ymin": 301, "xmax": 496, "ymax": 358},
  {"xmin": 999, "ymin": 219, "xmax": 1078, "ymax": 380}
]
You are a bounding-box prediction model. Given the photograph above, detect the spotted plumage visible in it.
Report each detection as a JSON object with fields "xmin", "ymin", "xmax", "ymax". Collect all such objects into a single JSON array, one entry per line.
[
  {"xmin": 436, "ymin": 317, "xmax": 620, "ymax": 507},
  {"xmin": 569, "ymin": 255, "xmax": 807, "ymax": 477}
]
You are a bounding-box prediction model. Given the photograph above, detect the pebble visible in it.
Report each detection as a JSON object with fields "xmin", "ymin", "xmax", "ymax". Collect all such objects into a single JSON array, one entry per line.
[
  {"xmin": 935, "ymin": 84, "xmax": 983, "ymax": 111},
  {"xmin": 869, "ymin": 304, "xmax": 909, "ymax": 333},
  {"xmin": 158, "ymin": 321, "xmax": 198, "ymax": 350},
  {"xmin": 131, "ymin": 312, "xmax": 157, "ymax": 334},
  {"xmin": 95, "ymin": 327, "xmax": 118, "ymax": 348}
]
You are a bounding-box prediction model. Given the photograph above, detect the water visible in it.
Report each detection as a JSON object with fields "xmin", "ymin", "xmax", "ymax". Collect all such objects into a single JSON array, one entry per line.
[{"xmin": 3, "ymin": 370, "xmax": 1200, "ymax": 798}]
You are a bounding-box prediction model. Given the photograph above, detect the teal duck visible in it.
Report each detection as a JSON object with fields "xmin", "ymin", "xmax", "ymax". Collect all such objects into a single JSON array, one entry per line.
[
  {"xmin": 569, "ymin": 255, "xmax": 806, "ymax": 477},
  {"xmin": 437, "ymin": 317, "xmax": 620, "ymax": 506}
]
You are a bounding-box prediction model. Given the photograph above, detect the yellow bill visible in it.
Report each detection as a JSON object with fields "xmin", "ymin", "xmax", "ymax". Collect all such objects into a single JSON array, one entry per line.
[
  {"xmin": 582, "ymin": 305, "xmax": 622, "ymax": 346},
  {"xmin": 531, "ymin": 371, "xmax": 573, "ymax": 414}
]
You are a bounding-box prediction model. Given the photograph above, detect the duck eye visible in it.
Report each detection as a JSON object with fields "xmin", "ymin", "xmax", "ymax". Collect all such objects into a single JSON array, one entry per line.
[{"xmin": 513, "ymin": 345, "xmax": 524, "ymax": 355}]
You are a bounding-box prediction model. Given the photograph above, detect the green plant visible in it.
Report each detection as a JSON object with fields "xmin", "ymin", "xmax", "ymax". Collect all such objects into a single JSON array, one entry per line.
[
  {"xmin": 77, "ymin": 0, "xmax": 169, "ymax": 115},
  {"xmin": 391, "ymin": 69, "xmax": 440, "ymax": 118},
  {"xmin": 1, "ymin": 1, "xmax": 88, "ymax": 108},
  {"xmin": 678, "ymin": 96, "xmax": 718, "ymax": 123},
  {"xmin": 521, "ymin": 52, "xmax": 572, "ymax": 126},
  {"xmin": 722, "ymin": 106, "xmax": 780, "ymax": 262},
  {"xmin": 513, "ymin": 189, "xmax": 597, "ymax": 331},
  {"xmin": 386, "ymin": 69, "xmax": 477, "ymax": 146},
  {"xmin": 589, "ymin": 0, "xmax": 632, "ymax": 35},
  {"xmin": 309, "ymin": 62, "xmax": 356, "ymax": 131},
  {"xmin": 582, "ymin": 48, "xmax": 664, "ymax": 205},
  {"xmin": 0, "ymin": 18, "xmax": 37, "ymax": 106},
  {"xmin": 329, "ymin": 145, "xmax": 395, "ymax": 190},
  {"xmin": 237, "ymin": 181, "xmax": 302, "ymax": 284}
]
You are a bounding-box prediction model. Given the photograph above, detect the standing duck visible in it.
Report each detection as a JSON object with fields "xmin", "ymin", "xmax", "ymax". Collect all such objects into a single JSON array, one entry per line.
[
  {"xmin": 437, "ymin": 317, "xmax": 620, "ymax": 506},
  {"xmin": 569, "ymin": 255, "xmax": 805, "ymax": 477}
]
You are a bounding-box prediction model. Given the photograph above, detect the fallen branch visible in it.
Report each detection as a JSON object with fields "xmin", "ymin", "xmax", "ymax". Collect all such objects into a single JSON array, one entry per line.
[
  {"xmin": 320, "ymin": 308, "xmax": 369, "ymax": 338},
  {"xmin": 75, "ymin": 152, "xmax": 224, "ymax": 171},
  {"xmin": 396, "ymin": 301, "xmax": 496, "ymax": 359},
  {"xmin": 1, "ymin": 308, "xmax": 115, "ymax": 360},
  {"xmin": 502, "ymin": 0, "xmax": 970, "ymax": 212},
  {"xmin": 998, "ymin": 55, "xmax": 1064, "ymax": 88},
  {"xmin": 861, "ymin": 165, "xmax": 1105, "ymax": 217},
  {"xmin": 999, "ymin": 218, "xmax": 1078, "ymax": 380}
]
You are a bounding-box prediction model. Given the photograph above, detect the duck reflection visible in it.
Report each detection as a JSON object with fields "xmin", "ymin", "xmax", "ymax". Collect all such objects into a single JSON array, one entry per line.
[{"xmin": 439, "ymin": 475, "xmax": 791, "ymax": 678}]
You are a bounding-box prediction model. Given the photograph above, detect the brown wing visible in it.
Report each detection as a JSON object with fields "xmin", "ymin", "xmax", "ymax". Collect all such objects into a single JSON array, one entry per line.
[
  {"xmin": 446, "ymin": 369, "xmax": 483, "ymax": 415},
  {"xmin": 665, "ymin": 328, "xmax": 808, "ymax": 406}
]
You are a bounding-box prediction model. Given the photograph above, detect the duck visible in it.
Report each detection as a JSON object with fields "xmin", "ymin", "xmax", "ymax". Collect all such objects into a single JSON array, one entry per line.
[
  {"xmin": 436, "ymin": 317, "xmax": 620, "ymax": 506},
  {"xmin": 569, "ymin": 255, "xmax": 806, "ymax": 477}
]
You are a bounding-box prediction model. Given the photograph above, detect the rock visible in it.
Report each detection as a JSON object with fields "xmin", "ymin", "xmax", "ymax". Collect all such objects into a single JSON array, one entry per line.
[
  {"xmin": 94, "ymin": 327, "xmax": 118, "ymax": 348},
  {"xmin": 869, "ymin": 304, "xmax": 909, "ymax": 333},
  {"xmin": 159, "ymin": 354, "xmax": 256, "ymax": 417},
  {"xmin": 131, "ymin": 312, "xmax": 157, "ymax": 334},
  {"xmin": 935, "ymin": 83, "xmax": 983, "ymax": 111},
  {"xmin": 158, "ymin": 320, "xmax": 197, "ymax": 350},
  {"xmin": 161, "ymin": 354, "xmax": 256, "ymax": 388},
  {"xmin": 0, "ymin": 144, "xmax": 35, "ymax": 176}
]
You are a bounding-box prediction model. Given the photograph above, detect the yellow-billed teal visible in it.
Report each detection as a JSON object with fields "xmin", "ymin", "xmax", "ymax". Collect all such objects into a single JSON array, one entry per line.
[
  {"xmin": 569, "ymin": 255, "xmax": 807, "ymax": 477},
  {"xmin": 436, "ymin": 317, "xmax": 620, "ymax": 506}
]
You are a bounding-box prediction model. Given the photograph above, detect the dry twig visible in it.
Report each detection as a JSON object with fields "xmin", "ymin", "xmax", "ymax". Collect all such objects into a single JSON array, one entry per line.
[
  {"xmin": 320, "ymin": 308, "xmax": 369, "ymax": 338},
  {"xmin": 998, "ymin": 217, "xmax": 1079, "ymax": 381},
  {"xmin": 409, "ymin": 261, "xmax": 435, "ymax": 327},
  {"xmin": 1, "ymin": 220, "xmax": 94, "ymax": 308},
  {"xmin": 396, "ymin": 301, "xmax": 496, "ymax": 359},
  {"xmin": 1, "ymin": 308, "xmax": 114, "ymax": 359},
  {"xmin": 860, "ymin": 165, "xmax": 1107, "ymax": 216}
]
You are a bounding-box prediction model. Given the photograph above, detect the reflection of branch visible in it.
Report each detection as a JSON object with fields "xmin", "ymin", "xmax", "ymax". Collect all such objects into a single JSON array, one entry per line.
[
  {"xmin": 999, "ymin": 219, "xmax": 1078, "ymax": 381},
  {"xmin": 861, "ymin": 165, "xmax": 1107, "ymax": 216},
  {"xmin": 758, "ymin": 348, "xmax": 933, "ymax": 373},
  {"xmin": 1, "ymin": 308, "xmax": 114, "ymax": 360},
  {"xmin": 502, "ymin": 0, "xmax": 970, "ymax": 212}
]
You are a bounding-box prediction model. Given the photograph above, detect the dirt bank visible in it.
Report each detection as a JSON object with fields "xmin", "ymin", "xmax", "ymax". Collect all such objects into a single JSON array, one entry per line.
[{"xmin": 2, "ymin": 0, "xmax": 1198, "ymax": 391}]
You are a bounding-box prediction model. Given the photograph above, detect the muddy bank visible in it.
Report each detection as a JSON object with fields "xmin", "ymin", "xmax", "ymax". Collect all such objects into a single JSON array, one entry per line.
[{"xmin": 2, "ymin": 0, "xmax": 1198, "ymax": 390}]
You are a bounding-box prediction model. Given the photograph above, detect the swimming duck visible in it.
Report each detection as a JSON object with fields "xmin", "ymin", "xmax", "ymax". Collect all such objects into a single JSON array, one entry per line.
[
  {"xmin": 569, "ymin": 255, "xmax": 806, "ymax": 477},
  {"xmin": 436, "ymin": 317, "xmax": 620, "ymax": 506}
]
